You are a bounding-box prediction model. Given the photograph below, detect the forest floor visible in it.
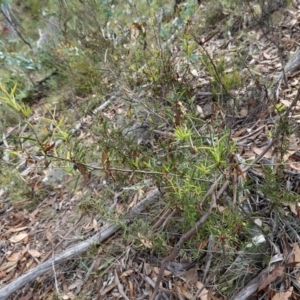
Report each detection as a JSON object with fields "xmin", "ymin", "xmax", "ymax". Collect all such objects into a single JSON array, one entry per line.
[{"xmin": 1, "ymin": 1, "xmax": 300, "ymax": 299}]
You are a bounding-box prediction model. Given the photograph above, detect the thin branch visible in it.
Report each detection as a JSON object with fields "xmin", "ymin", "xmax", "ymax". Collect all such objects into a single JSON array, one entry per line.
[
  {"xmin": 150, "ymin": 211, "xmax": 211, "ymax": 300},
  {"xmin": 231, "ymin": 267, "xmax": 269, "ymax": 300},
  {"xmin": 0, "ymin": 7, "xmax": 32, "ymax": 49}
]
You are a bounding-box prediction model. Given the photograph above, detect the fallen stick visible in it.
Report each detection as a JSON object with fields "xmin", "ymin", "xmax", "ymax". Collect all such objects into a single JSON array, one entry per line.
[
  {"xmin": 151, "ymin": 211, "xmax": 210, "ymax": 300},
  {"xmin": 72, "ymin": 95, "xmax": 116, "ymax": 133},
  {"xmin": 149, "ymin": 175, "xmax": 222, "ymax": 300},
  {"xmin": 231, "ymin": 268, "xmax": 269, "ymax": 300},
  {"xmin": 0, "ymin": 188, "xmax": 160, "ymax": 300},
  {"xmin": 275, "ymin": 48, "xmax": 300, "ymax": 99}
]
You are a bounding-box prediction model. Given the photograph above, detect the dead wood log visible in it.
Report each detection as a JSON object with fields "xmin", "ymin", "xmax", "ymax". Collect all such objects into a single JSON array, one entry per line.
[{"xmin": 0, "ymin": 188, "xmax": 160, "ymax": 300}]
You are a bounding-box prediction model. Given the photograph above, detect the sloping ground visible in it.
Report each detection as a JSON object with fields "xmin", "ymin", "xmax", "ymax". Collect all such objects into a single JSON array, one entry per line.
[{"xmin": 1, "ymin": 1, "xmax": 300, "ymax": 299}]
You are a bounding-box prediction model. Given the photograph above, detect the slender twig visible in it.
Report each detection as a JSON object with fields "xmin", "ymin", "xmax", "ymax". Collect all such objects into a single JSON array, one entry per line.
[
  {"xmin": 141, "ymin": 274, "xmax": 173, "ymax": 295},
  {"xmin": 283, "ymin": 218, "xmax": 300, "ymax": 246},
  {"xmin": 283, "ymin": 84, "xmax": 300, "ymax": 117},
  {"xmin": 150, "ymin": 211, "xmax": 211, "ymax": 300},
  {"xmin": 201, "ymin": 234, "xmax": 215, "ymax": 284},
  {"xmin": 0, "ymin": 8, "xmax": 32, "ymax": 49},
  {"xmin": 191, "ymin": 35, "xmax": 236, "ymax": 103},
  {"xmin": 153, "ymin": 208, "xmax": 172, "ymax": 231},
  {"xmin": 241, "ymin": 85, "xmax": 300, "ymax": 173},
  {"xmin": 44, "ymin": 154, "xmax": 213, "ymax": 183},
  {"xmin": 231, "ymin": 267, "xmax": 269, "ymax": 300},
  {"xmin": 52, "ymin": 260, "xmax": 59, "ymax": 294},
  {"xmin": 114, "ymin": 270, "xmax": 129, "ymax": 300}
]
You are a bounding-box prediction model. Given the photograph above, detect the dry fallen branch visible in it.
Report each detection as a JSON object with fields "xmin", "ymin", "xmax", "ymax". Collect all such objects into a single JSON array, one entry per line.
[
  {"xmin": 150, "ymin": 173, "xmax": 229, "ymax": 299},
  {"xmin": 231, "ymin": 267, "xmax": 272, "ymax": 300},
  {"xmin": 151, "ymin": 211, "xmax": 211, "ymax": 300},
  {"xmin": 0, "ymin": 188, "xmax": 160, "ymax": 300},
  {"xmin": 72, "ymin": 94, "xmax": 116, "ymax": 133},
  {"xmin": 275, "ymin": 48, "xmax": 300, "ymax": 99}
]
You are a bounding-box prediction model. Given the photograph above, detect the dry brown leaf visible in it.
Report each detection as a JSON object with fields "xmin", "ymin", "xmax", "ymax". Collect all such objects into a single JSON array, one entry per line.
[
  {"xmin": 23, "ymin": 234, "xmax": 30, "ymax": 245},
  {"xmin": 43, "ymin": 142, "xmax": 55, "ymax": 153},
  {"xmin": 120, "ymin": 270, "xmax": 134, "ymax": 279},
  {"xmin": 210, "ymin": 295, "xmax": 223, "ymax": 300},
  {"xmin": 185, "ymin": 268, "xmax": 198, "ymax": 285},
  {"xmin": 25, "ymin": 258, "xmax": 35, "ymax": 271},
  {"xmin": 263, "ymin": 52, "xmax": 271, "ymax": 60},
  {"xmin": 197, "ymin": 241, "xmax": 208, "ymax": 250},
  {"xmin": 163, "ymin": 269, "xmax": 172, "ymax": 276},
  {"xmin": 196, "ymin": 281, "xmax": 209, "ymax": 300},
  {"xmin": 9, "ymin": 232, "xmax": 28, "ymax": 243},
  {"xmin": 128, "ymin": 192, "xmax": 138, "ymax": 209},
  {"xmin": 68, "ymin": 280, "xmax": 83, "ymax": 290},
  {"xmin": 251, "ymin": 145, "xmax": 273, "ymax": 159},
  {"xmin": 176, "ymin": 283, "xmax": 193, "ymax": 299},
  {"xmin": 18, "ymin": 291, "xmax": 33, "ymax": 300},
  {"xmin": 0, "ymin": 271, "xmax": 6, "ymax": 279},
  {"xmin": 218, "ymin": 206, "xmax": 226, "ymax": 213},
  {"xmin": 153, "ymin": 266, "xmax": 172, "ymax": 276},
  {"xmin": 231, "ymin": 127, "xmax": 247, "ymax": 138},
  {"xmin": 280, "ymin": 99, "xmax": 291, "ymax": 108},
  {"xmin": 283, "ymin": 150, "xmax": 297, "ymax": 162},
  {"xmin": 83, "ymin": 218, "xmax": 98, "ymax": 232},
  {"xmin": 258, "ymin": 64, "xmax": 270, "ymax": 72},
  {"xmin": 5, "ymin": 226, "xmax": 28, "ymax": 234},
  {"xmin": 196, "ymin": 105, "xmax": 204, "ymax": 117},
  {"xmin": 29, "ymin": 208, "xmax": 40, "ymax": 219},
  {"xmin": 137, "ymin": 232, "xmax": 153, "ymax": 248},
  {"xmin": 239, "ymin": 107, "xmax": 248, "ymax": 117},
  {"xmin": 100, "ymin": 282, "xmax": 117, "ymax": 296},
  {"xmin": 62, "ymin": 293, "xmax": 75, "ymax": 299},
  {"xmin": 282, "ymin": 202, "xmax": 297, "ymax": 215},
  {"xmin": 288, "ymin": 134, "xmax": 300, "ymax": 151},
  {"xmin": 7, "ymin": 251, "xmax": 25, "ymax": 262},
  {"xmin": 6, "ymin": 262, "xmax": 17, "ymax": 274},
  {"xmin": 101, "ymin": 152, "xmax": 115, "ymax": 182},
  {"xmin": 144, "ymin": 263, "xmax": 152, "ymax": 276},
  {"xmin": 73, "ymin": 162, "xmax": 90, "ymax": 182},
  {"xmin": 242, "ymin": 150, "xmax": 255, "ymax": 159},
  {"xmin": 272, "ymin": 287, "xmax": 293, "ymax": 300},
  {"xmin": 0, "ymin": 261, "xmax": 17, "ymax": 272},
  {"xmin": 282, "ymin": 236, "xmax": 294, "ymax": 264},
  {"xmin": 116, "ymin": 202, "xmax": 125, "ymax": 214},
  {"xmin": 290, "ymin": 19, "xmax": 297, "ymax": 27},
  {"xmin": 114, "ymin": 269, "xmax": 129, "ymax": 300},
  {"xmin": 130, "ymin": 24, "xmax": 139, "ymax": 40},
  {"xmin": 190, "ymin": 69, "xmax": 199, "ymax": 76},
  {"xmin": 92, "ymin": 218, "xmax": 100, "ymax": 231},
  {"xmin": 128, "ymin": 280, "xmax": 134, "ymax": 298},
  {"xmin": 258, "ymin": 265, "xmax": 285, "ymax": 291},
  {"xmin": 45, "ymin": 229, "xmax": 53, "ymax": 243},
  {"xmin": 290, "ymin": 162, "xmax": 300, "ymax": 171},
  {"xmin": 292, "ymin": 243, "xmax": 300, "ymax": 264},
  {"xmin": 28, "ymin": 249, "xmax": 41, "ymax": 258},
  {"xmin": 128, "ymin": 189, "xmax": 144, "ymax": 209}
]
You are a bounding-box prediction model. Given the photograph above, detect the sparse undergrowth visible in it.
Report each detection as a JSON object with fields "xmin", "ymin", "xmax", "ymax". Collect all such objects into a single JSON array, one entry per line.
[{"xmin": 1, "ymin": 0, "xmax": 300, "ymax": 299}]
